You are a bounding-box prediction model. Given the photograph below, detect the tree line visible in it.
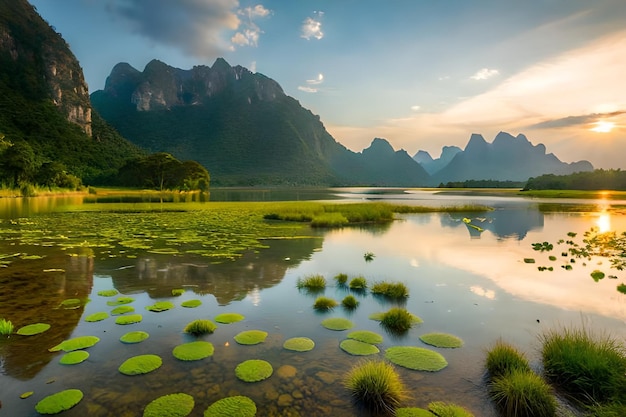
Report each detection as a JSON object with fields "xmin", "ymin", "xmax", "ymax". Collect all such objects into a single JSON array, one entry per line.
[{"xmin": 523, "ymin": 169, "xmax": 626, "ymax": 191}]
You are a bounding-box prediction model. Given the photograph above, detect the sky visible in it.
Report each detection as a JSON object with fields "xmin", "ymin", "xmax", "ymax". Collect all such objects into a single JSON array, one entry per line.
[{"xmin": 29, "ymin": 0, "xmax": 626, "ymax": 169}]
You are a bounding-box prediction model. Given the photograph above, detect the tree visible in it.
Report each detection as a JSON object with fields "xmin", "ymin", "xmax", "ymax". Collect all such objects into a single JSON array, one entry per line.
[{"xmin": 0, "ymin": 140, "xmax": 36, "ymax": 186}]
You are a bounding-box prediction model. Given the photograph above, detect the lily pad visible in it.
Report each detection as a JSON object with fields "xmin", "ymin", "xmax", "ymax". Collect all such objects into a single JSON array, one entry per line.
[
  {"xmin": 173, "ymin": 341, "xmax": 215, "ymax": 361},
  {"xmin": 110, "ymin": 305, "xmax": 135, "ymax": 315},
  {"xmin": 347, "ymin": 330, "xmax": 383, "ymax": 345},
  {"xmin": 204, "ymin": 395, "xmax": 256, "ymax": 417},
  {"xmin": 591, "ymin": 270, "xmax": 605, "ymax": 282},
  {"xmin": 214, "ymin": 313, "xmax": 245, "ymax": 324},
  {"xmin": 235, "ymin": 359, "xmax": 273, "ymax": 382},
  {"xmin": 60, "ymin": 298, "xmax": 82, "ymax": 309},
  {"xmin": 340, "ymin": 339, "xmax": 380, "ymax": 356},
  {"xmin": 49, "ymin": 336, "xmax": 100, "ymax": 352},
  {"xmin": 143, "ymin": 393, "xmax": 195, "ymax": 417},
  {"xmin": 321, "ymin": 317, "xmax": 354, "ymax": 331},
  {"xmin": 16, "ymin": 322, "xmax": 50, "ymax": 336},
  {"xmin": 20, "ymin": 391, "xmax": 34, "ymax": 399},
  {"xmin": 145, "ymin": 301, "xmax": 175, "ymax": 312},
  {"xmin": 283, "ymin": 337, "xmax": 315, "ymax": 352},
  {"xmin": 171, "ymin": 288, "xmax": 185, "ymax": 296},
  {"xmin": 396, "ymin": 407, "xmax": 433, "ymax": 417},
  {"xmin": 234, "ymin": 330, "xmax": 268, "ymax": 345},
  {"xmin": 115, "ymin": 314, "xmax": 143, "ymax": 325},
  {"xmin": 120, "ymin": 331, "xmax": 150, "ymax": 344},
  {"xmin": 119, "ymin": 354, "xmax": 163, "ymax": 375},
  {"xmin": 85, "ymin": 312, "xmax": 109, "ymax": 322},
  {"xmin": 35, "ymin": 389, "xmax": 83, "ymax": 414},
  {"xmin": 97, "ymin": 289, "xmax": 118, "ymax": 297},
  {"xmin": 385, "ymin": 346, "xmax": 448, "ymax": 371},
  {"xmin": 107, "ymin": 296, "xmax": 135, "ymax": 306},
  {"xmin": 181, "ymin": 299, "xmax": 202, "ymax": 308},
  {"xmin": 59, "ymin": 351, "xmax": 89, "ymax": 365},
  {"xmin": 419, "ymin": 332, "xmax": 464, "ymax": 348}
]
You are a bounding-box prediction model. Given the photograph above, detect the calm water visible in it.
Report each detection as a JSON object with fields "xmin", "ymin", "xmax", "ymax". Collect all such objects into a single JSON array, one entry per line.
[{"xmin": 0, "ymin": 188, "xmax": 625, "ymax": 416}]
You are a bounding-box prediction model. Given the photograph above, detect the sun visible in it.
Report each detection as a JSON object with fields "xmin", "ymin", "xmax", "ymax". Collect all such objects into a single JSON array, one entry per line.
[{"xmin": 590, "ymin": 120, "xmax": 615, "ymax": 133}]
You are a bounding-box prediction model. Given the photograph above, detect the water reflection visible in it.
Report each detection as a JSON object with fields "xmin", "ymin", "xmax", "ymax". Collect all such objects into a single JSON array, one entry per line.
[{"xmin": 440, "ymin": 208, "xmax": 544, "ymax": 240}]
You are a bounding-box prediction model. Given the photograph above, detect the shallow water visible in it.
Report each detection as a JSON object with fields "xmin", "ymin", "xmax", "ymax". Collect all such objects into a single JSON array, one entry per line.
[{"xmin": 0, "ymin": 189, "xmax": 625, "ymax": 416}]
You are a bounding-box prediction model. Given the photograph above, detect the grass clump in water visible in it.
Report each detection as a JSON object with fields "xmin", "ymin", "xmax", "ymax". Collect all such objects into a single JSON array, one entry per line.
[
  {"xmin": 296, "ymin": 274, "xmax": 326, "ymax": 291},
  {"xmin": 344, "ymin": 360, "xmax": 407, "ymax": 414},
  {"xmin": 374, "ymin": 307, "xmax": 422, "ymax": 333},
  {"xmin": 184, "ymin": 319, "xmax": 217, "ymax": 335},
  {"xmin": 313, "ymin": 296, "xmax": 338, "ymax": 310},
  {"xmin": 334, "ymin": 273, "xmax": 348, "ymax": 285},
  {"xmin": 0, "ymin": 318, "xmax": 13, "ymax": 335},
  {"xmin": 427, "ymin": 401, "xmax": 475, "ymax": 417},
  {"xmin": 371, "ymin": 281, "xmax": 409, "ymax": 299},
  {"xmin": 171, "ymin": 288, "xmax": 185, "ymax": 296},
  {"xmin": 485, "ymin": 339, "xmax": 531, "ymax": 379},
  {"xmin": 310, "ymin": 212, "xmax": 349, "ymax": 227},
  {"xmin": 342, "ymin": 295, "xmax": 359, "ymax": 309},
  {"xmin": 349, "ymin": 276, "xmax": 367, "ymax": 291},
  {"xmin": 489, "ymin": 369, "xmax": 556, "ymax": 417}
]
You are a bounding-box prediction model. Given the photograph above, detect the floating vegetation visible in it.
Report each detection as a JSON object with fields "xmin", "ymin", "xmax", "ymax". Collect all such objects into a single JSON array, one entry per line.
[
  {"xmin": 49, "ymin": 336, "xmax": 100, "ymax": 352},
  {"xmin": 385, "ymin": 346, "xmax": 448, "ymax": 371},
  {"xmin": 313, "ymin": 296, "xmax": 338, "ymax": 310},
  {"xmin": 60, "ymin": 298, "xmax": 82, "ymax": 309},
  {"xmin": 618, "ymin": 284, "xmax": 626, "ymax": 294},
  {"xmin": 485, "ymin": 340, "xmax": 531, "ymax": 379},
  {"xmin": 591, "ymin": 270, "xmax": 606, "ymax": 282},
  {"xmin": 97, "ymin": 289, "xmax": 118, "ymax": 297},
  {"xmin": 395, "ymin": 407, "xmax": 432, "ymax": 417},
  {"xmin": 235, "ymin": 359, "xmax": 273, "ymax": 382},
  {"xmin": 145, "ymin": 301, "xmax": 175, "ymax": 312},
  {"xmin": 532, "ymin": 242, "xmax": 554, "ymax": 252},
  {"xmin": 234, "ymin": 330, "xmax": 268, "ymax": 345},
  {"xmin": 143, "ymin": 393, "xmax": 195, "ymax": 417},
  {"xmin": 342, "ymin": 295, "xmax": 360, "ymax": 309},
  {"xmin": 107, "ymin": 296, "xmax": 135, "ymax": 306},
  {"xmin": 120, "ymin": 331, "xmax": 149, "ymax": 344},
  {"xmin": 20, "ymin": 391, "xmax": 34, "ymax": 399},
  {"xmin": 0, "ymin": 318, "xmax": 13, "ymax": 335},
  {"xmin": 296, "ymin": 274, "xmax": 326, "ymax": 291},
  {"xmin": 283, "ymin": 337, "xmax": 315, "ymax": 352},
  {"xmin": 59, "ymin": 351, "xmax": 90, "ymax": 365},
  {"xmin": 370, "ymin": 308, "xmax": 422, "ymax": 333},
  {"xmin": 364, "ymin": 251, "xmax": 375, "ymax": 261},
  {"xmin": 419, "ymin": 332, "xmax": 464, "ymax": 348},
  {"xmin": 119, "ymin": 354, "xmax": 163, "ymax": 376},
  {"xmin": 428, "ymin": 401, "xmax": 475, "ymax": 417},
  {"xmin": 115, "ymin": 314, "xmax": 143, "ymax": 325},
  {"xmin": 172, "ymin": 341, "xmax": 215, "ymax": 361},
  {"xmin": 84, "ymin": 312, "xmax": 109, "ymax": 322},
  {"xmin": 171, "ymin": 288, "xmax": 185, "ymax": 296},
  {"xmin": 344, "ymin": 360, "xmax": 407, "ymax": 414},
  {"xmin": 523, "ymin": 258, "xmax": 535, "ymax": 264},
  {"xmin": 489, "ymin": 370, "xmax": 556, "ymax": 417},
  {"xmin": 16, "ymin": 322, "xmax": 50, "ymax": 336},
  {"xmin": 110, "ymin": 305, "xmax": 135, "ymax": 315},
  {"xmin": 204, "ymin": 396, "xmax": 256, "ymax": 417},
  {"xmin": 181, "ymin": 299, "xmax": 202, "ymax": 308},
  {"xmin": 321, "ymin": 317, "xmax": 354, "ymax": 331},
  {"xmin": 334, "ymin": 273, "xmax": 348, "ymax": 285},
  {"xmin": 349, "ymin": 276, "xmax": 368, "ymax": 291},
  {"xmin": 214, "ymin": 313, "xmax": 245, "ymax": 324},
  {"xmin": 184, "ymin": 319, "xmax": 217, "ymax": 335},
  {"xmin": 35, "ymin": 389, "xmax": 83, "ymax": 415},
  {"xmin": 370, "ymin": 281, "xmax": 409, "ymax": 299},
  {"xmin": 340, "ymin": 339, "xmax": 380, "ymax": 356},
  {"xmin": 347, "ymin": 330, "xmax": 383, "ymax": 345}
]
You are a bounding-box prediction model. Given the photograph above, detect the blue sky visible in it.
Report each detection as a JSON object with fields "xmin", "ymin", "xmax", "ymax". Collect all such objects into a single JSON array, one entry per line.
[{"xmin": 29, "ymin": 0, "xmax": 626, "ymax": 168}]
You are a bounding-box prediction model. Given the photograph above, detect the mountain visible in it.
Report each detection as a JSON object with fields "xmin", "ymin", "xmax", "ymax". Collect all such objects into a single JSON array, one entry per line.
[
  {"xmin": 413, "ymin": 146, "xmax": 462, "ymax": 175},
  {"xmin": 426, "ymin": 132, "xmax": 593, "ymax": 184},
  {"xmin": 91, "ymin": 59, "xmax": 431, "ymax": 186},
  {"xmin": 0, "ymin": 0, "xmax": 142, "ymax": 183}
]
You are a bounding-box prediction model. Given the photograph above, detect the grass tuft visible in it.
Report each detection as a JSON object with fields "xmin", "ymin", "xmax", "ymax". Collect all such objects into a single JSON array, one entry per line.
[
  {"xmin": 344, "ymin": 360, "xmax": 407, "ymax": 414},
  {"xmin": 334, "ymin": 273, "xmax": 348, "ymax": 285},
  {"xmin": 485, "ymin": 339, "xmax": 531, "ymax": 379},
  {"xmin": 379, "ymin": 307, "xmax": 418, "ymax": 333},
  {"xmin": 313, "ymin": 296, "xmax": 338, "ymax": 310},
  {"xmin": 342, "ymin": 295, "xmax": 360, "ymax": 309},
  {"xmin": 349, "ymin": 276, "xmax": 368, "ymax": 291},
  {"xmin": 489, "ymin": 370, "xmax": 557, "ymax": 417},
  {"xmin": 183, "ymin": 319, "xmax": 217, "ymax": 335},
  {"xmin": 296, "ymin": 274, "xmax": 327, "ymax": 291},
  {"xmin": 0, "ymin": 318, "xmax": 14, "ymax": 335},
  {"xmin": 371, "ymin": 281, "xmax": 409, "ymax": 299}
]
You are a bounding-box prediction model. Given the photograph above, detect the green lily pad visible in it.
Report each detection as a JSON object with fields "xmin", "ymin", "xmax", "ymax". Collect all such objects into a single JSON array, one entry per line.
[
  {"xmin": 145, "ymin": 301, "xmax": 175, "ymax": 312},
  {"xmin": 340, "ymin": 339, "xmax": 380, "ymax": 356},
  {"xmin": 16, "ymin": 322, "xmax": 50, "ymax": 336},
  {"xmin": 97, "ymin": 289, "xmax": 118, "ymax": 297},
  {"xmin": 20, "ymin": 391, "xmax": 34, "ymax": 399},
  {"xmin": 385, "ymin": 346, "xmax": 448, "ymax": 371},
  {"xmin": 181, "ymin": 299, "xmax": 202, "ymax": 308},
  {"xmin": 59, "ymin": 351, "xmax": 89, "ymax": 365},
  {"xmin": 395, "ymin": 407, "xmax": 433, "ymax": 417},
  {"xmin": 591, "ymin": 269, "xmax": 605, "ymax": 282},
  {"xmin": 235, "ymin": 359, "xmax": 273, "ymax": 382},
  {"xmin": 419, "ymin": 332, "xmax": 464, "ymax": 348},
  {"xmin": 283, "ymin": 337, "xmax": 315, "ymax": 352},
  {"xmin": 214, "ymin": 313, "xmax": 245, "ymax": 324},
  {"xmin": 49, "ymin": 336, "xmax": 100, "ymax": 352},
  {"xmin": 107, "ymin": 296, "xmax": 135, "ymax": 306},
  {"xmin": 111, "ymin": 305, "xmax": 135, "ymax": 315},
  {"xmin": 347, "ymin": 330, "xmax": 383, "ymax": 345},
  {"xmin": 204, "ymin": 395, "xmax": 256, "ymax": 417},
  {"xmin": 173, "ymin": 341, "xmax": 215, "ymax": 361},
  {"xmin": 234, "ymin": 330, "xmax": 268, "ymax": 345},
  {"xmin": 143, "ymin": 393, "xmax": 195, "ymax": 417},
  {"xmin": 85, "ymin": 312, "xmax": 109, "ymax": 322},
  {"xmin": 171, "ymin": 288, "xmax": 185, "ymax": 296},
  {"xmin": 115, "ymin": 314, "xmax": 143, "ymax": 325},
  {"xmin": 35, "ymin": 389, "xmax": 83, "ymax": 414},
  {"xmin": 119, "ymin": 354, "xmax": 163, "ymax": 375},
  {"xmin": 60, "ymin": 298, "xmax": 82, "ymax": 309},
  {"xmin": 321, "ymin": 317, "xmax": 354, "ymax": 331},
  {"xmin": 120, "ymin": 331, "xmax": 150, "ymax": 344}
]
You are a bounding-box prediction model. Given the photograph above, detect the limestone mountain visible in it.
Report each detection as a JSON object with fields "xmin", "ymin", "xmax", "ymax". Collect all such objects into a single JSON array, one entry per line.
[
  {"xmin": 91, "ymin": 59, "xmax": 431, "ymax": 186},
  {"xmin": 413, "ymin": 145, "xmax": 462, "ymax": 175}
]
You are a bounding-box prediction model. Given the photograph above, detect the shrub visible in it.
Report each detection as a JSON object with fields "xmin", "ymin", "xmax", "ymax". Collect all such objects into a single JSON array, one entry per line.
[
  {"xmin": 489, "ymin": 369, "xmax": 557, "ymax": 417},
  {"xmin": 349, "ymin": 276, "xmax": 367, "ymax": 291},
  {"xmin": 485, "ymin": 340, "xmax": 531, "ymax": 380},
  {"xmin": 334, "ymin": 273, "xmax": 348, "ymax": 285},
  {"xmin": 344, "ymin": 360, "xmax": 407, "ymax": 414},
  {"xmin": 371, "ymin": 281, "xmax": 409, "ymax": 299},
  {"xmin": 296, "ymin": 274, "xmax": 326, "ymax": 291},
  {"xmin": 183, "ymin": 319, "xmax": 217, "ymax": 335},
  {"xmin": 313, "ymin": 296, "xmax": 338, "ymax": 310},
  {"xmin": 342, "ymin": 295, "xmax": 359, "ymax": 309}
]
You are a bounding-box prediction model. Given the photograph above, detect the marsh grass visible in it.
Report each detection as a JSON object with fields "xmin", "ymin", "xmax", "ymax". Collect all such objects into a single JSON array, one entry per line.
[
  {"xmin": 0, "ymin": 318, "xmax": 14, "ymax": 335},
  {"xmin": 296, "ymin": 274, "xmax": 327, "ymax": 291},
  {"xmin": 342, "ymin": 295, "xmax": 360, "ymax": 309},
  {"xmin": 370, "ymin": 281, "xmax": 409, "ymax": 299},
  {"xmin": 485, "ymin": 340, "xmax": 531, "ymax": 379},
  {"xmin": 379, "ymin": 307, "xmax": 418, "ymax": 333},
  {"xmin": 334, "ymin": 273, "xmax": 348, "ymax": 286},
  {"xmin": 344, "ymin": 360, "xmax": 408, "ymax": 414},
  {"xmin": 183, "ymin": 319, "xmax": 217, "ymax": 336},
  {"xmin": 313, "ymin": 296, "xmax": 338, "ymax": 310},
  {"xmin": 489, "ymin": 370, "xmax": 557, "ymax": 417},
  {"xmin": 349, "ymin": 276, "xmax": 368, "ymax": 291},
  {"xmin": 310, "ymin": 213, "xmax": 349, "ymax": 228}
]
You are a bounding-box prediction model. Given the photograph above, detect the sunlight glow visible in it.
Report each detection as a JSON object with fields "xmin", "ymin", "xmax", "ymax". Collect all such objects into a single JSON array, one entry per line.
[
  {"xmin": 596, "ymin": 213, "xmax": 611, "ymax": 233},
  {"xmin": 590, "ymin": 120, "xmax": 615, "ymax": 133}
]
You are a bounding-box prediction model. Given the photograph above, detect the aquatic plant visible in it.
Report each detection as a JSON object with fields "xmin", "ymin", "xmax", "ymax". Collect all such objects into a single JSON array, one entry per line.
[
  {"xmin": 591, "ymin": 270, "xmax": 605, "ymax": 282},
  {"xmin": 321, "ymin": 317, "xmax": 354, "ymax": 331},
  {"xmin": 283, "ymin": 337, "xmax": 315, "ymax": 352},
  {"xmin": 97, "ymin": 289, "xmax": 118, "ymax": 297},
  {"xmin": 310, "ymin": 212, "xmax": 349, "ymax": 227},
  {"xmin": 347, "ymin": 330, "xmax": 383, "ymax": 345},
  {"xmin": 618, "ymin": 283, "xmax": 626, "ymax": 294},
  {"xmin": 214, "ymin": 313, "xmax": 245, "ymax": 324},
  {"xmin": 419, "ymin": 332, "xmax": 464, "ymax": 348},
  {"xmin": 349, "ymin": 276, "xmax": 367, "ymax": 290},
  {"xmin": 119, "ymin": 354, "xmax": 163, "ymax": 375},
  {"xmin": 385, "ymin": 346, "xmax": 448, "ymax": 371},
  {"xmin": 334, "ymin": 273, "xmax": 348, "ymax": 285},
  {"xmin": 344, "ymin": 360, "xmax": 407, "ymax": 414},
  {"xmin": 20, "ymin": 391, "xmax": 33, "ymax": 399},
  {"xmin": 340, "ymin": 339, "xmax": 380, "ymax": 356},
  {"xmin": 235, "ymin": 359, "xmax": 273, "ymax": 382},
  {"xmin": 181, "ymin": 299, "xmax": 202, "ymax": 308},
  {"xmin": 173, "ymin": 341, "xmax": 215, "ymax": 361},
  {"xmin": 171, "ymin": 288, "xmax": 185, "ymax": 296},
  {"xmin": 107, "ymin": 296, "xmax": 135, "ymax": 306},
  {"xmin": 313, "ymin": 296, "xmax": 338, "ymax": 310},
  {"xmin": 233, "ymin": 330, "xmax": 268, "ymax": 345},
  {"xmin": 0, "ymin": 318, "xmax": 13, "ymax": 335},
  {"xmin": 489, "ymin": 369, "xmax": 556, "ymax": 417},
  {"xmin": 371, "ymin": 307, "xmax": 422, "ymax": 333},
  {"xmin": 110, "ymin": 305, "xmax": 135, "ymax": 315},
  {"xmin": 204, "ymin": 396, "xmax": 256, "ymax": 417},
  {"xmin": 370, "ymin": 281, "xmax": 409, "ymax": 299},
  {"xmin": 184, "ymin": 319, "xmax": 217, "ymax": 335},
  {"xmin": 120, "ymin": 331, "xmax": 150, "ymax": 344},
  {"xmin": 85, "ymin": 312, "xmax": 109, "ymax": 322},
  {"xmin": 143, "ymin": 393, "xmax": 195, "ymax": 417},
  {"xmin": 35, "ymin": 389, "xmax": 83, "ymax": 414},
  {"xmin": 428, "ymin": 401, "xmax": 475, "ymax": 417},
  {"xmin": 115, "ymin": 314, "xmax": 143, "ymax": 325},
  {"xmin": 145, "ymin": 301, "xmax": 175, "ymax": 312},
  {"xmin": 342, "ymin": 295, "xmax": 360, "ymax": 309},
  {"xmin": 59, "ymin": 351, "xmax": 90, "ymax": 365},
  {"xmin": 296, "ymin": 274, "xmax": 327, "ymax": 291},
  {"xmin": 364, "ymin": 251, "xmax": 375, "ymax": 261},
  {"xmin": 523, "ymin": 258, "xmax": 535, "ymax": 264},
  {"xmin": 485, "ymin": 340, "xmax": 531, "ymax": 379},
  {"xmin": 49, "ymin": 336, "xmax": 100, "ymax": 352},
  {"xmin": 395, "ymin": 408, "xmax": 432, "ymax": 417},
  {"xmin": 60, "ymin": 298, "xmax": 82, "ymax": 309},
  {"xmin": 16, "ymin": 322, "xmax": 50, "ymax": 336}
]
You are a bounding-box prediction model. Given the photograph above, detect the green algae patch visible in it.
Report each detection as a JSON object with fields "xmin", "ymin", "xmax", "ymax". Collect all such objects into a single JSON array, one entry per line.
[
  {"xmin": 347, "ymin": 330, "xmax": 383, "ymax": 345},
  {"xmin": 97, "ymin": 289, "xmax": 118, "ymax": 297},
  {"xmin": 171, "ymin": 288, "xmax": 185, "ymax": 296},
  {"xmin": 85, "ymin": 312, "xmax": 109, "ymax": 322},
  {"xmin": 591, "ymin": 269, "xmax": 606, "ymax": 282},
  {"xmin": 184, "ymin": 319, "xmax": 217, "ymax": 335},
  {"xmin": 321, "ymin": 317, "xmax": 354, "ymax": 331},
  {"xmin": 204, "ymin": 395, "xmax": 256, "ymax": 417},
  {"xmin": 115, "ymin": 314, "xmax": 143, "ymax": 325},
  {"xmin": 234, "ymin": 330, "xmax": 268, "ymax": 345},
  {"xmin": 35, "ymin": 389, "xmax": 83, "ymax": 414},
  {"xmin": 419, "ymin": 332, "xmax": 464, "ymax": 348},
  {"xmin": 340, "ymin": 339, "xmax": 380, "ymax": 356},
  {"xmin": 120, "ymin": 331, "xmax": 149, "ymax": 344},
  {"xmin": 235, "ymin": 359, "xmax": 273, "ymax": 382},
  {"xmin": 181, "ymin": 299, "xmax": 202, "ymax": 308},
  {"xmin": 20, "ymin": 391, "xmax": 34, "ymax": 399},
  {"xmin": 145, "ymin": 301, "xmax": 175, "ymax": 312},
  {"xmin": 107, "ymin": 296, "xmax": 135, "ymax": 306},
  {"xmin": 395, "ymin": 407, "xmax": 433, "ymax": 417},
  {"xmin": 59, "ymin": 350, "xmax": 89, "ymax": 365},
  {"xmin": 143, "ymin": 393, "xmax": 195, "ymax": 417},
  {"xmin": 111, "ymin": 305, "xmax": 135, "ymax": 315},
  {"xmin": 60, "ymin": 298, "xmax": 82, "ymax": 309},
  {"xmin": 119, "ymin": 354, "xmax": 163, "ymax": 375},
  {"xmin": 214, "ymin": 313, "xmax": 245, "ymax": 324},
  {"xmin": 283, "ymin": 337, "xmax": 315, "ymax": 352},
  {"xmin": 16, "ymin": 323, "xmax": 50, "ymax": 336},
  {"xmin": 173, "ymin": 341, "xmax": 214, "ymax": 361},
  {"xmin": 385, "ymin": 346, "xmax": 448, "ymax": 372},
  {"xmin": 49, "ymin": 336, "xmax": 100, "ymax": 352}
]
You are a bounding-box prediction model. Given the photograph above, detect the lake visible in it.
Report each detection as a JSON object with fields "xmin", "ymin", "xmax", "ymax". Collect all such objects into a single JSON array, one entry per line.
[{"xmin": 0, "ymin": 188, "xmax": 625, "ymax": 416}]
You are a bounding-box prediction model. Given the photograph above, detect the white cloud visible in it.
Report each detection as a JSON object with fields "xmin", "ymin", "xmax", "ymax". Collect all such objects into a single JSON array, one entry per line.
[
  {"xmin": 250, "ymin": 61, "xmax": 257, "ymax": 72},
  {"xmin": 298, "ymin": 73, "xmax": 324, "ymax": 93},
  {"xmin": 242, "ymin": 5, "xmax": 270, "ymax": 18},
  {"xmin": 301, "ymin": 13, "xmax": 324, "ymax": 40},
  {"xmin": 411, "ymin": 105, "xmax": 421, "ymax": 111},
  {"xmin": 231, "ymin": 28, "xmax": 261, "ymax": 46},
  {"xmin": 231, "ymin": 4, "xmax": 271, "ymax": 48},
  {"xmin": 470, "ymin": 68, "xmax": 500, "ymax": 80},
  {"xmin": 307, "ymin": 73, "xmax": 324, "ymax": 85},
  {"xmin": 298, "ymin": 86, "xmax": 318, "ymax": 93}
]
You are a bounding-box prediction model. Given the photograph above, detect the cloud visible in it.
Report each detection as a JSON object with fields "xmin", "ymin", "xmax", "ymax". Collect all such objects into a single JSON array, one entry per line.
[
  {"xmin": 298, "ymin": 73, "xmax": 324, "ymax": 93},
  {"xmin": 527, "ymin": 111, "xmax": 626, "ymax": 130},
  {"xmin": 301, "ymin": 12, "xmax": 324, "ymax": 40},
  {"xmin": 231, "ymin": 4, "xmax": 271, "ymax": 48},
  {"xmin": 298, "ymin": 86, "xmax": 318, "ymax": 93},
  {"xmin": 411, "ymin": 105, "xmax": 421, "ymax": 111},
  {"xmin": 470, "ymin": 68, "xmax": 500, "ymax": 80},
  {"xmin": 306, "ymin": 73, "xmax": 324, "ymax": 85}
]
